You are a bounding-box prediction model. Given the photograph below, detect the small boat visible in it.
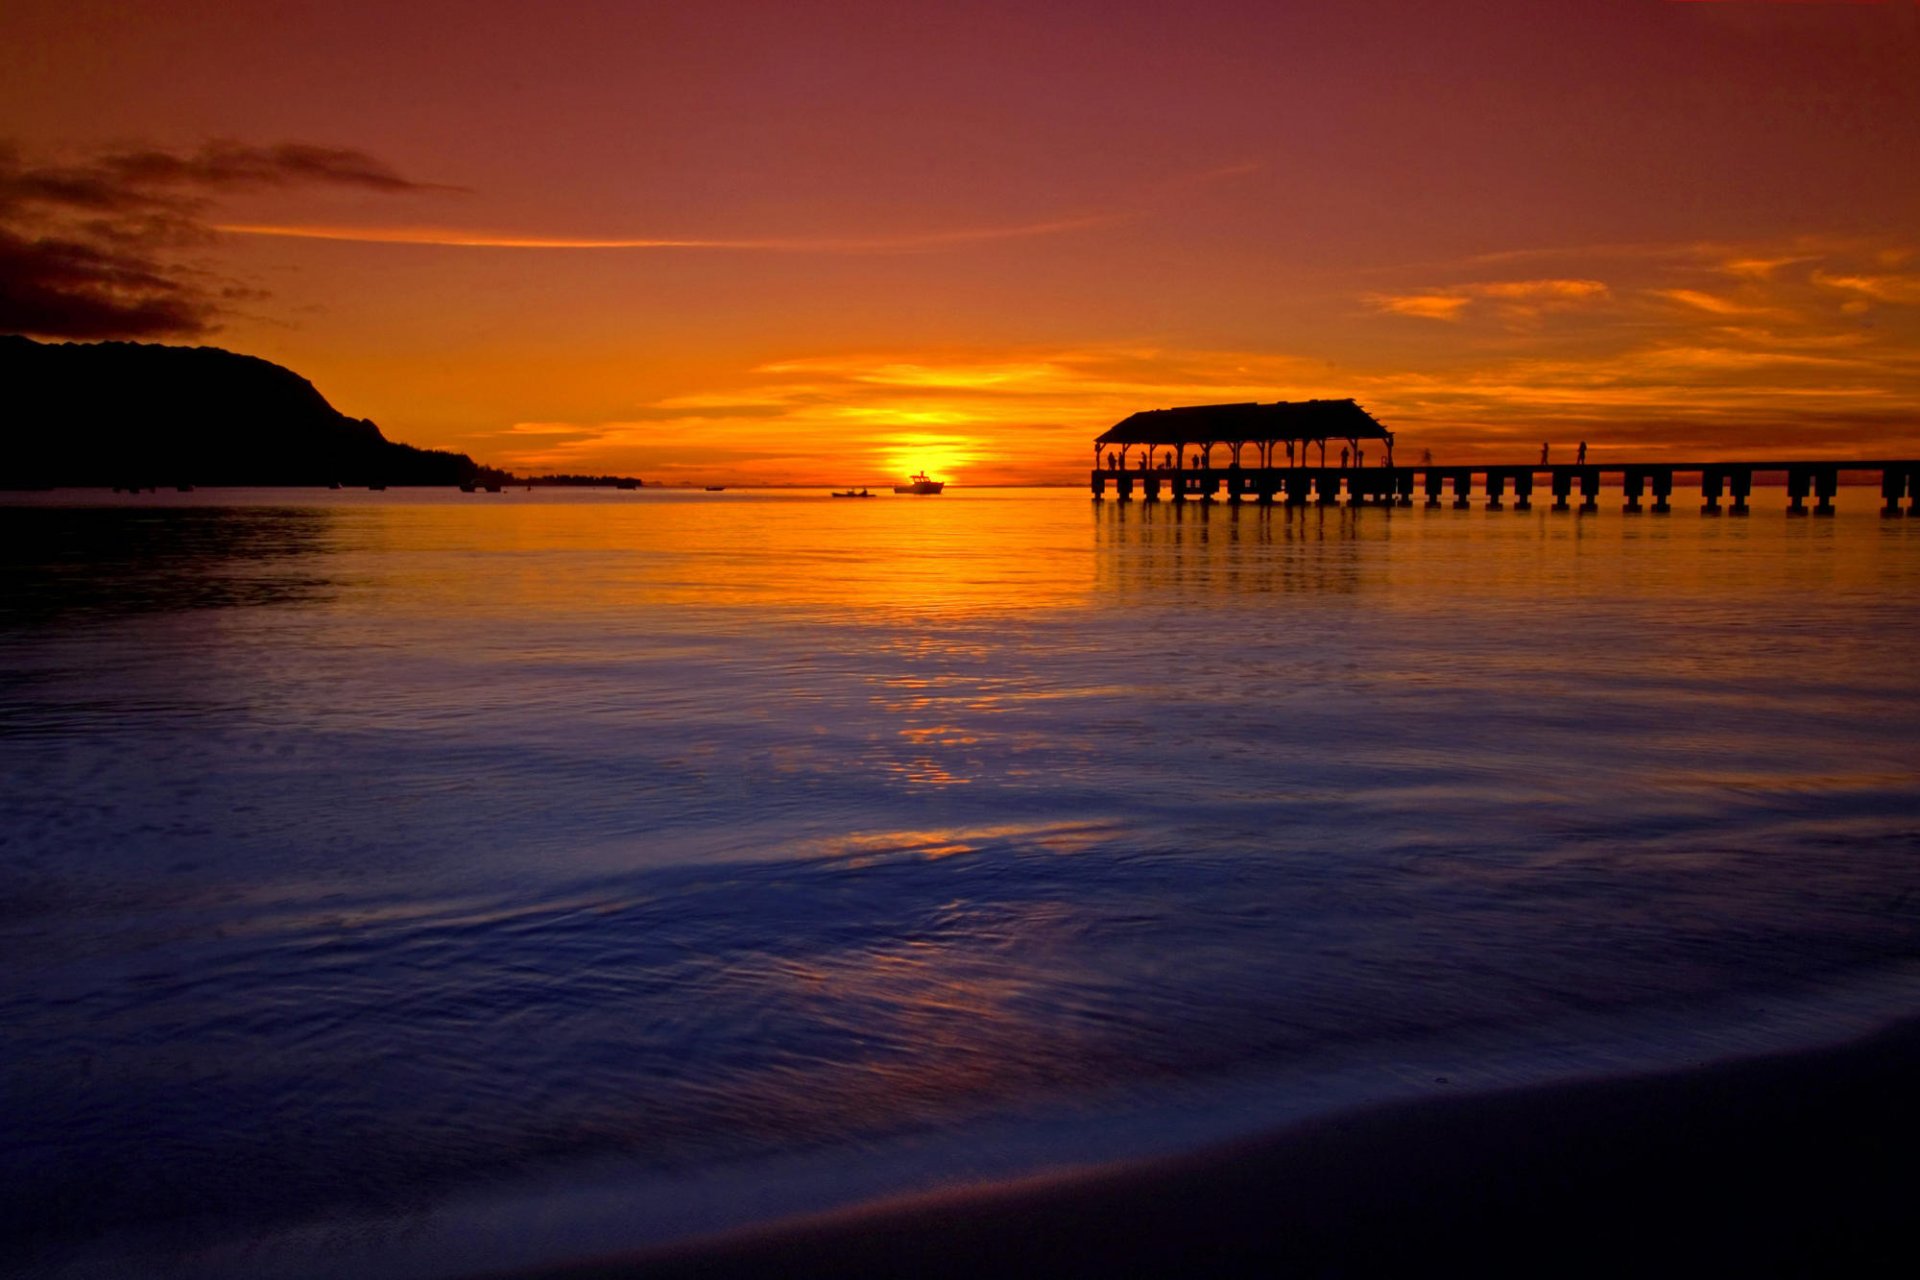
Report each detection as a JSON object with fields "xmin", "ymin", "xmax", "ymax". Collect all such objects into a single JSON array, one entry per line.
[
  {"xmin": 704, "ymin": 485, "xmax": 726, "ymax": 491},
  {"xmin": 893, "ymin": 471, "xmax": 944, "ymax": 495},
  {"xmin": 832, "ymin": 488, "xmax": 875, "ymax": 498}
]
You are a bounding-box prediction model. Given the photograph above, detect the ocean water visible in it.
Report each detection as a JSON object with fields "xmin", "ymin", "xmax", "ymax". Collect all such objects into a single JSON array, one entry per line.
[{"xmin": 3, "ymin": 487, "xmax": 1918, "ymax": 1277}]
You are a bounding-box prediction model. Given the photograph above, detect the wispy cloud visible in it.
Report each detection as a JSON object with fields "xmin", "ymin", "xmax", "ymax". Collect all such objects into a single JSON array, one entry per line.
[
  {"xmin": 1368, "ymin": 278, "xmax": 1611, "ymax": 323},
  {"xmin": 0, "ymin": 139, "xmax": 448, "ymax": 338},
  {"xmin": 212, "ymin": 213, "xmax": 1125, "ymax": 253}
]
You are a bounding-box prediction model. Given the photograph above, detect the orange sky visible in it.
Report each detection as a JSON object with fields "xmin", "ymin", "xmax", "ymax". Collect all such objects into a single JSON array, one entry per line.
[{"xmin": 4, "ymin": 0, "xmax": 1918, "ymax": 483}]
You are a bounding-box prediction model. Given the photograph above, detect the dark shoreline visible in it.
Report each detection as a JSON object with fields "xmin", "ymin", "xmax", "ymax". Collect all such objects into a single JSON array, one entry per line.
[{"xmin": 499, "ymin": 1018, "xmax": 1918, "ymax": 1279}]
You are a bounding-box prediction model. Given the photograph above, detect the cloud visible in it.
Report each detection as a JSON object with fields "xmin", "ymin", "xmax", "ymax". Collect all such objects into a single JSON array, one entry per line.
[
  {"xmin": 211, "ymin": 213, "xmax": 1124, "ymax": 253},
  {"xmin": 1651, "ymin": 288, "xmax": 1774, "ymax": 316},
  {"xmin": 1368, "ymin": 278, "xmax": 1610, "ymax": 322},
  {"xmin": 1371, "ymin": 294, "xmax": 1473, "ymax": 321},
  {"xmin": 1812, "ymin": 271, "xmax": 1920, "ymax": 305},
  {"xmin": 0, "ymin": 139, "xmax": 448, "ymax": 339}
]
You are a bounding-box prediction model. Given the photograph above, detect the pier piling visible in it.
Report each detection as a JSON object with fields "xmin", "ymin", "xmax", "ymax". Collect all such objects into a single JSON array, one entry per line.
[
  {"xmin": 1089, "ymin": 456, "xmax": 1916, "ymax": 519},
  {"xmin": 1551, "ymin": 469, "xmax": 1572, "ymax": 511},
  {"xmin": 1786, "ymin": 468, "xmax": 1810, "ymax": 516},
  {"xmin": 1701, "ymin": 469, "xmax": 1723, "ymax": 515}
]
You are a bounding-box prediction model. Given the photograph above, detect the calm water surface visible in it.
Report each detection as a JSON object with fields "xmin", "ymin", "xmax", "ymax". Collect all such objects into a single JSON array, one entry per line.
[{"xmin": 4, "ymin": 488, "xmax": 1918, "ymax": 1276}]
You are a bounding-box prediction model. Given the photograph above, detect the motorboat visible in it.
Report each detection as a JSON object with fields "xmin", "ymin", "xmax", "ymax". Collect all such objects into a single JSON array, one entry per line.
[
  {"xmin": 892, "ymin": 472, "xmax": 944, "ymax": 494},
  {"xmin": 832, "ymin": 488, "xmax": 875, "ymax": 498}
]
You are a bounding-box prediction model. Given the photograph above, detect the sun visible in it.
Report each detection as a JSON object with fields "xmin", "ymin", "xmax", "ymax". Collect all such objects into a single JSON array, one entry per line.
[{"xmin": 877, "ymin": 434, "xmax": 989, "ymax": 483}]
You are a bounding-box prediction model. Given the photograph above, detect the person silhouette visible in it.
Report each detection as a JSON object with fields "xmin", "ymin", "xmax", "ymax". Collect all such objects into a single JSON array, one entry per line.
[
  {"xmin": 1356, "ymin": 447, "xmax": 1365, "ymax": 468},
  {"xmin": 1540, "ymin": 443, "xmax": 1550, "ymax": 466},
  {"xmin": 1422, "ymin": 448, "xmax": 1433, "ymax": 466},
  {"xmin": 1340, "ymin": 447, "xmax": 1349, "ymax": 469},
  {"xmin": 1577, "ymin": 441, "xmax": 1588, "ymax": 465}
]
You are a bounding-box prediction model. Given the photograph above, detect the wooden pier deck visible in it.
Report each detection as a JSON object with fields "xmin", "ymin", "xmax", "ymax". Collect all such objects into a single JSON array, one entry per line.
[{"xmin": 1090, "ymin": 461, "xmax": 1920, "ymax": 516}]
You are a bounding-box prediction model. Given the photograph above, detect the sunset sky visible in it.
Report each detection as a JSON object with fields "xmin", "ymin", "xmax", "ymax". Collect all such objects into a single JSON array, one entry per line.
[{"xmin": 4, "ymin": 0, "xmax": 1918, "ymax": 483}]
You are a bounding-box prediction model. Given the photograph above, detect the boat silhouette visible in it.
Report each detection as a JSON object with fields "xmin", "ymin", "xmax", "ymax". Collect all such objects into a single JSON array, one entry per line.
[{"xmin": 893, "ymin": 472, "xmax": 944, "ymax": 494}]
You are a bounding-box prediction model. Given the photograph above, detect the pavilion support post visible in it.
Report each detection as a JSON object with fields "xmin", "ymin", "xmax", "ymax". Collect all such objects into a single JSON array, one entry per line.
[
  {"xmin": 1813, "ymin": 466, "xmax": 1837, "ymax": 516},
  {"xmin": 1316, "ymin": 470, "xmax": 1337, "ymax": 506},
  {"xmin": 1881, "ymin": 467, "xmax": 1905, "ymax": 517},
  {"xmin": 1425, "ymin": 470, "xmax": 1445, "ymax": 508},
  {"xmin": 1551, "ymin": 468, "xmax": 1572, "ymax": 511},
  {"xmin": 1786, "ymin": 467, "xmax": 1810, "ymax": 516},
  {"xmin": 1485, "ymin": 470, "xmax": 1507, "ymax": 510},
  {"xmin": 1623, "ymin": 470, "xmax": 1645, "ymax": 514},
  {"xmin": 1579, "ymin": 467, "xmax": 1599, "ymax": 512},
  {"xmin": 1091, "ymin": 470, "xmax": 1106, "ymax": 499},
  {"xmin": 1701, "ymin": 469, "xmax": 1723, "ymax": 515},
  {"xmin": 1728, "ymin": 468, "xmax": 1751, "ymax": 516},
  {"xmin": 1651, "ymin": 468, "xmax": 1673, "ymax": 514},
  {"xmin": 1453, "ymin": 469, "xmax": 1473, "ymax": 509}
]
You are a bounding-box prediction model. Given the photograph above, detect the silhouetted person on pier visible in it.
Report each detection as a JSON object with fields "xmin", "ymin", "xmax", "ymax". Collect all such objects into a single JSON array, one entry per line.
[
  {"xmin": 1356, "ymin": 447, "xmax": 1365, "ymax": 468},
  {"xmin": 1541, "ymin": 443, "xmax": 1550, "ymax": 466},
  {"xmin": 1422, "ymin": 449, "xmax": 1433, "ymax": 466},
  {"xmin": 1340, "ymin": 447, "xmax": 1349, "ymax": 469},
  {"xmin": 1577, "ymin": 441, "xmax": 1588, "ymax": 465}
]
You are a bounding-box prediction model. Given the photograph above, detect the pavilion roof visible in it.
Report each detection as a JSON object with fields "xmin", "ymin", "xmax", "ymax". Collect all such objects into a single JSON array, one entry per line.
[{"xmin": 1095, "ymin": 399, "xmax": 1391, "ymax": 446}]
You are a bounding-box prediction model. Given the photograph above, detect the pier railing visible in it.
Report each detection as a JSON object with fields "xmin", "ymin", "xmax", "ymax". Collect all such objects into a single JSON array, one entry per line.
[{"xmin": 1089, "ymin": 462, "xmax": 1920, "ymax": 516}]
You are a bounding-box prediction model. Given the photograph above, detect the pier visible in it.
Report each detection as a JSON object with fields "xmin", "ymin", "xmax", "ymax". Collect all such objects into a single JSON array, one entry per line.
[{"xmin": 1090, "ymin": 401, "xmax": 1920, "ymax": 516}]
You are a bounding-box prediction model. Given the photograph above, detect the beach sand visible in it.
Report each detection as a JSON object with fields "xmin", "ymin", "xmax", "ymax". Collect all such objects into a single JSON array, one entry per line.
[{"xmin": 501, "ymin": 1019, "xmax": 1917, "ymax": 1279}]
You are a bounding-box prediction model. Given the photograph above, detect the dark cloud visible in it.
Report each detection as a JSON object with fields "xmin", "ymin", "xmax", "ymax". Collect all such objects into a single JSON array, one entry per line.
[
  {"xmin": 0, "ymin": 228, "xmax": 215, "ymax": 338},
  {"xmin": 0, "ymin": 139, "xmax": 450, "ymax": 339}
]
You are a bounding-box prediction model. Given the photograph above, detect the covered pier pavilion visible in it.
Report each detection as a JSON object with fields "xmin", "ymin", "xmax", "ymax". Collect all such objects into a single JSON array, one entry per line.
[
  {"xmin": 1091, "ymin": 400, "xmax": 1920, "ymax": 515},
  {"xmin": 1093, "ymin": 399, "xmax": 1397, "ymax": 505}
]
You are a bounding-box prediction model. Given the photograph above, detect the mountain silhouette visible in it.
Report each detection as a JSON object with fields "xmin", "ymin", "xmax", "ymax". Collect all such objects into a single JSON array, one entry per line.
[{"xmin": 0, "ymin": 335, "xmax": 507, "ymax": 488}]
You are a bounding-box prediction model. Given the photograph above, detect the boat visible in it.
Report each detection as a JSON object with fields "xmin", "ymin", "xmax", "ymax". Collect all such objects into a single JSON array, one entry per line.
[
  {"xmin": 832, "ymin": 488, "xmax": 875, "ymax": 498},
  {"xmin": 892, "ymin": 472, "xmax": 944, "ymax": 495},
  {"xmin": 704, "ymin": 485, "xmax": 726, "ymax": 491}
]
